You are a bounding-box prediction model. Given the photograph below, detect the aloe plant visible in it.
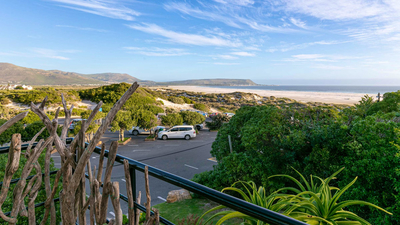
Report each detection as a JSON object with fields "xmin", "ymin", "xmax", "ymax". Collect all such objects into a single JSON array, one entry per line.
[
  {"xmin": 198, "ymin": 169, "xmax": 392, "ymax": 225},
  {"xmin": 269, "ymin": 167, "xmax": 392, "ymax": 224},
  {"xmin": 197, "ymin": 181, "xmax": 290, "ymax": 225}
]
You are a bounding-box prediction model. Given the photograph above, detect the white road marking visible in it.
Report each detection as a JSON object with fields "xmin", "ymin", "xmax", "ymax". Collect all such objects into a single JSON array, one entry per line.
[
  {"xmin": 121, "ymin": 179, "xmax": 126, "ymax": 182},
  {"xmin": 157, "ymin": 196, "xmax": 167, "ymax": 202},
  {"xmin": 92, "ymin": 157, "xmax": 96, "ymax": 159},
  {"xmin": 184, "ymin": 164, "xmax": 199, "ymax": 170},
  {"xmin": 109, "ymin": 212, "xmax": 115, "ymax": 216}
]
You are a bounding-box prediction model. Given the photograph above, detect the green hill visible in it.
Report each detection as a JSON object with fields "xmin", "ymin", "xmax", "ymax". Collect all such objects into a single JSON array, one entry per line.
[
  {"xmin": 83, "ymin": 73, "xmax": 140, "ymax": 83},
  {"xmin": 0, "ymin": 63, "xmax": 104, "ymax": 85},
  {"xmin": 0, "ymin": 63, "xmax": 259, "ymax": 86}
]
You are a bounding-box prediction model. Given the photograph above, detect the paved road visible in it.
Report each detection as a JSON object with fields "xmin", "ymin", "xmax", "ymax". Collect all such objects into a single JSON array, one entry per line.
[{"xmin": 51, "ymin": 128, "xmax": 218, "ymax": 218}]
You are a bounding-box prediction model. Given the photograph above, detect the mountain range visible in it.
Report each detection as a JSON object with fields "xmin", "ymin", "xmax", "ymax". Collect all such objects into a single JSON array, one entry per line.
[{"xmin": 0, "ymin": 63, "xmax": 257, "ymax": 86}]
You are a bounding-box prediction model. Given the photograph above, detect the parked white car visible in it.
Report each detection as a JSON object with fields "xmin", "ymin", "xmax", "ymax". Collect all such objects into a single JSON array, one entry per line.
[
  {"xmin": 158, "ymin": 125, "xmax": 196, "ymax": 140},
  {"xmin": 224, "ymin": 113, "xmax": 235, "ymax": 118},
  {"xmin": 129, "ymin": 126, "xmax": 165, "ymax": 136},
  {"xmin": 196, "ymin": 124, "xmax": 204, "ymax": 130},
  {"xmin": 69, "ymin": 119, "xmax": 85, "ymax": 130}
]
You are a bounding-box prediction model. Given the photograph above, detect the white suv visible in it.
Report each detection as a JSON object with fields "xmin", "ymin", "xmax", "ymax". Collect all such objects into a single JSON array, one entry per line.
[{"xmin": 158, "ymin": 125, "xmax": 196, "ymax": 140}]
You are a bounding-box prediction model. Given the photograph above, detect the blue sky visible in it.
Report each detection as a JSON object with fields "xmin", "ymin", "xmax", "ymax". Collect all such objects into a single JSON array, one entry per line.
[{"xmin": 1, "ymin": 0, "xmax": 400, "ymax": 85}]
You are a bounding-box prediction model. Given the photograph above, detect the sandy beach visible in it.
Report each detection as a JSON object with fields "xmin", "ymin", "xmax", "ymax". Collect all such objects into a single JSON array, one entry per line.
[{"xmin": 157, "ymin": 86, "xmax": 375, "ymax": 105}]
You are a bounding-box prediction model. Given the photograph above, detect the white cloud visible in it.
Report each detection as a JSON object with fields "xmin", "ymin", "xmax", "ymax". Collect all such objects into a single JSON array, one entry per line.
[
  {"xmin": 311, "ymin": 64, "xmax": 349, "ymax": 70},
  {"xmin": 164, "ymin": 2, "xmax": 298, "ymax": 33},
  {"xmin": 164, "ymin": 2, "xmax": 241, "ymax": 28},
  {"xmin": 124, "ymin": 47, "xmax": 190, "ymax": 56},
  {"xmin": 213, "ymin": 0, "xmax": 254, "ymax": 6},
  {"xmin": 214, "ymin": 62, "xmax": 240, "ymax": 65},
  {"xmin": 48, "ymin": 0, "xmax": 140, "ymax": 21},
  {"xmin": 127, "ymin": 23, "xmax": 241, "ymax": 47},
  {"xmin": 213, "ymin": 54, "xmax": 238, "ymax": 60},
  {"xmin": 231, "ymin": 51, "xmax": 255, "ymax": 56},
  {"xmin": 31, "ymin": 48, "xmax": 72, "ymax": 60},
  {"xmin": 275, "ymin": 0, "xmax": 386, "ymax": 20},
  {"xmin": 273, "ymin": 0, "xmax": 400, "ymax": 44},
  {"xmin": 56, "ymin": 25, "xmax": 109, "ymax": 32},
  {"xmin": 0, "ymin": 48, "xmax": 75, "ymax": 60},
  {"xmin": 285, "ymin": 54, "xmax": 361, "ymax": 62},
  {"xmin": 266, "ymin": 40, "xmax": 349, "ymax": 52},
  {"xmin": 289, "ymin": 18, "xmax": 307, "ymax": 29}
]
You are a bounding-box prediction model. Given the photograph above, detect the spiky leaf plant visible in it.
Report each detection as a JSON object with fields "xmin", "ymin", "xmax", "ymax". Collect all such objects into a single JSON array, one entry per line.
[
  {"xmin": 198, "ymin": 169, "xmax": 392, "ymax": 225},
  {"xmin": 197, "ymin": 181, "xmax": 290, "ymax": 225},
  {"xmin": 269, "ymin": 167, "xmax": 392, "ymax": 224}
]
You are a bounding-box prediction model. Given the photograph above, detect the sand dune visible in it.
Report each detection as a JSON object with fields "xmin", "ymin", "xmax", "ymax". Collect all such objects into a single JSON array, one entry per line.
[{"xmin": 160, "ymin": 86, "xmax": 376, "ymax": 105}]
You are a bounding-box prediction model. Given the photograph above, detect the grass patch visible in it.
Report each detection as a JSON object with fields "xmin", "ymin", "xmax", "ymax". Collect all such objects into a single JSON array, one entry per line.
[
  {"xmin": 154, "ymin": 198, "xmax": 241, "ymax": 224},
  {"xmin": 118, "ymin": 137, "xmax": 130, "ymax": 144}
]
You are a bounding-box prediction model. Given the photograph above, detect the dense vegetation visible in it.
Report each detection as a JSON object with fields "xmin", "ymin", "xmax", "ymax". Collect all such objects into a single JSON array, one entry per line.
[
  {"xmin": 193, "ymin": 103, "xmax": 208, "ymax": 112},
  {"xmin": 193, "ymin": 93, "xmax": 400, "ymax": 224},
  {"xmin": 1, "ymin": 88, "xmax": 81, "ymax": 105},
  {"xmin": 80, "ymin": 83, "xmax": 166, "ymax": 138}
]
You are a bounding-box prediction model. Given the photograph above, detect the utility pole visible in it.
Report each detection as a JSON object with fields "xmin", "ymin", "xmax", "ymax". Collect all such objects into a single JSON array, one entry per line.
[
  {"xmin": 377, "ymin": 93, "xmax": 381, "ymax": 102},
  {"xmin": 228, "ymin": 135, "xmax": 233, "ymax": 153}
]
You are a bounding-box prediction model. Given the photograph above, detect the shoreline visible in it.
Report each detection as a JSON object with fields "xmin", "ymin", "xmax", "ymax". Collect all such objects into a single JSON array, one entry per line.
[{"xmin": 154, "ymin": 86, "xmax": 375, "ymax": 105}]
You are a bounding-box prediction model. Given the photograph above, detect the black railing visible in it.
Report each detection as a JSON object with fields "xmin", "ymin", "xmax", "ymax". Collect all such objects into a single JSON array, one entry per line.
[{"xmin": 0, "ymin": 139, "xmax": 307, "ymax": 225}]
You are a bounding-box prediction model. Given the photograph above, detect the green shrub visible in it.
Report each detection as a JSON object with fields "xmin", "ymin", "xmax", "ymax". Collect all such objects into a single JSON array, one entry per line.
[
  {"xmin": 194, "ymin": 103, "xmax": 209, "ymax": 112},
  {"xmin": 25, "ymin": 121, "xmax": 62, "ymax": 142},
  {"xmin": 180, "ymin": 96, "xmax": 195, "ymax": 104},
  {"xmin": 205, "ymin": 114, "xmax": 228, "ymax": 131},
  {"xmin": 194, "ymin": 105, "xmax": 400, "ymax": 223},
  {"xmin": 161, "ymin": 113, "xmax": 183, "ymax": 127},
  {"xmin": 168, "ymin": 96, "xmax": 185, "ymax": 104},
  {"xmin": 180, "ymin": 111, "xmax": 205, "ymax": 126}
]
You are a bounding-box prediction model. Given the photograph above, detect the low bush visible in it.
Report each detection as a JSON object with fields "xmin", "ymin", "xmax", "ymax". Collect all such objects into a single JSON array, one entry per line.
[
  {"xmin": 161, "ymin": 113, "xmax": 183, "ymax": 127},
  {"xmin": 194, "ymin": 104, "xmax": 400, "ymax": 223},
  {"xmin": 205, "ymin": 114, "xmax": 229, "ymax": 131},
  {"xmin": 180, "ymin": 96, "xmax": 195, "ymax": 104},
  {"xmin": 180, "ymin": 111, "xmax": 205, "ymax": 126},
  {"xmin": 193, "ymin": 103, "xmax": 208, "ymax": 112},
  {"xmin": 168, "ymin": 96, "xmax": 185, "ymax": 104}
]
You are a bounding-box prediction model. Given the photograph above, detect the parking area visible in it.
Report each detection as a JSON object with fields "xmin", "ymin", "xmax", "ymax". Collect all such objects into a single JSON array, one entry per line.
[{"xmin": 51, "ymin": 128, "xmax": 218, "ymax": 218}]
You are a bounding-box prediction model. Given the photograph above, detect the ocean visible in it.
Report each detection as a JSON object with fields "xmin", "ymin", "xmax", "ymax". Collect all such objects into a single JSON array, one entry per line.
[{"xmin": 209, "ymin": 86, "xmax": 400, "ymax": 94}]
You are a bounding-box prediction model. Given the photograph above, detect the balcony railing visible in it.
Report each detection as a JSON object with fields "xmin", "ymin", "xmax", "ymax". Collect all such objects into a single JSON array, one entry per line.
[{"xmin": 0, "ymin": 138, "xmax": 307, "ymax": 225}]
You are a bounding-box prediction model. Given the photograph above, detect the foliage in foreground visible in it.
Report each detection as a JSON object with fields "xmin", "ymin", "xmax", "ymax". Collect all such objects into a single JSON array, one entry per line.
[
  {"xmin": 199, "ymin": 169, "xmax": 392, "ymax": 225},
  {"xmin": 193, "ymin": 102, "xmax": 400, "ymax": 224},
  {"xmin": 205, "ymin": 114, "xmax": 229, "ymax": 130},
  {"xmin": 0, "ymin": 151, "xmax": 62, "ymax": 224}
]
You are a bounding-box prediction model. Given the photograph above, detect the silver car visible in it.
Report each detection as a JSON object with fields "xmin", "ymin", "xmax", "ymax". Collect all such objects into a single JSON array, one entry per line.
[{"xmin": 158, "ymin": 125, "xmax": 196, "ymax": 140}]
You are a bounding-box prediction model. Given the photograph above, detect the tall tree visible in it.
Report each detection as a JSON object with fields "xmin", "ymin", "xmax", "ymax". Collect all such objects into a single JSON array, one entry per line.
[{"xmin": 110, "ymin": 111, "xmax": 135, "ymax": 141}]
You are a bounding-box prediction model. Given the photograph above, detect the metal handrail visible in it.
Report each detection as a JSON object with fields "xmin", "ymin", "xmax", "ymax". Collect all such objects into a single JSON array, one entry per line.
[
  {"xmin": 91, "ymin": 143, "xmax": 307, "ymax": 225},
  {"xmin": 0, "ymin": 138, "xmax": 307, "ymax": 225}
]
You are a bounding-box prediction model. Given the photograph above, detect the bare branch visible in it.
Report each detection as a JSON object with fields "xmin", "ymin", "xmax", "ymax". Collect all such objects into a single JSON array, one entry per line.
[
  {"xmin": 97, "ymin": 143, "xmax": 106, "ymax": 186},
  {"xmin": 98, "ymin": 141, "xmax": 119, "ymax": 224},
  {"xmin": 0, "ymin": 134, "xmax": 21, "ymax": 223},
  {"xmin": 71, "ymin": 82, "xmax": 139, "ymax": 191},
  {"xmin": 111, "ymin": 182, "xmax": 123, "ymax": 225},
  {"xmin": 0, "ymin": 111, "xmax": 28, "ymax": 135},
  {"xmin": 39, "ymin": 96, "xmax": 48, "ymax": 111},
  {"xmin": 124, "ymin": 159, "xmax": 135, "ymax": 225},
  {"xmin": 145, "ymin": 166, "xmax": 151, "ymax": 221}
]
